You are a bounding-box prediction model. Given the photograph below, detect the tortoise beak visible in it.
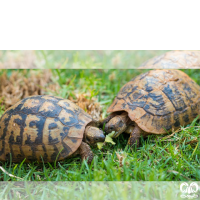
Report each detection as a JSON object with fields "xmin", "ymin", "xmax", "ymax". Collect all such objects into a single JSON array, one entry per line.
[{"xmin": 99, "ymin": 131, "xmax": 105, "ymax": 142}]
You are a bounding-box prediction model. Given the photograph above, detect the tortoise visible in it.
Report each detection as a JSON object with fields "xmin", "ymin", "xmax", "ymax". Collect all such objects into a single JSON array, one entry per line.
[
  {"xmin": 0, "ymin": 95, "xmax": 105, "ymax": 164},
  {"xmin": 102, "ymin": 69, "xmax": 200, "ymax": 148},
  {"xmin": 139, "ymin": 51, "xmax": 200, "ymax": 69}
]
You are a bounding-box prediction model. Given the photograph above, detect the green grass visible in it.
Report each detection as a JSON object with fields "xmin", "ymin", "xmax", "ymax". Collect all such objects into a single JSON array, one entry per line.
[{"xmin": 0, "ymin": 69, "xmax": 200, "ymax": 181}]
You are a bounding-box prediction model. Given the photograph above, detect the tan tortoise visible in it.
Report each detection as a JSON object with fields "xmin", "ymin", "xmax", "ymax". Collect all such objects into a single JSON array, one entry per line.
[
  {"xmin": 0, "ymin": 95, "xmax": 105, "ymax": 164},
  {"xmin": 102, "ymin": 69, "xmax": 200, "ymax": 148},
  {"xmin": 139, "ymin": 50, "xmax": 200, "ymax": 69}
]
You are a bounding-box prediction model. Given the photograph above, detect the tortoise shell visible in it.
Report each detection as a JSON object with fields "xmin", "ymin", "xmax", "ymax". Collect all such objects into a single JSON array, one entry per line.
[
  {"xmin": 107, "ymin": 70, "xmax": 200, "ymax": 134},
  {"xmin": 139, "ymin": 51, "xmax": 200, "ymax": 69},
  {"xmin": 0, "ymin": 95, "xmax": 92, "ymax": 162}
]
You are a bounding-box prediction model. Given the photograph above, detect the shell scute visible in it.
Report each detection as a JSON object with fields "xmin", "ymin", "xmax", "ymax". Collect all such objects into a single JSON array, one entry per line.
[
  {"xmin": 23, "ymin": 114, "xmax": 46, "ymax": 145},
  {"xmin": 58, "ymin": 109, "xmax": 79, "ymax": 126},
  {"xmin": 57, "ymin": 99, "xmax": 80, "ymax": 114},
  {"xmin": 162, "ymin": 83, "xmax": 187, "ymax": 111},
  {"xmin": 43, "ymin": 118, "xmax": 67, "ymax": 145},
  {"xmin": 20, "ymin": 98, "xmax": 44, "ymax": 114},
  {"xmin": 38, "ymin": 101, "xmax": 62, "ymax": 117},
  {"xmin": 144, "ymin": 90, "xmax": 175, "ymax": 116}
]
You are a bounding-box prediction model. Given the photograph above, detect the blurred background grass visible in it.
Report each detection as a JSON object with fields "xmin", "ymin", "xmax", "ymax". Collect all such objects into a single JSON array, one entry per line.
[
  {"xmin": 0, "ymin": 50, "xmax": 169, "ymax": 69},
  {"xmin": 0, "ymin": 181, "xmax": 184, "ymax": 200}
]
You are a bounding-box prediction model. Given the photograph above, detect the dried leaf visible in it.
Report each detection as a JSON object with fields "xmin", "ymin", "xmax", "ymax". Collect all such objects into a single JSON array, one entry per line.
[
  {"xmin": 186, "ymin": 138, "xmax": 198, "ymax": 145},
  {"xmin": 73, "ymin": 93, "xmax": 102, "ymax": 121},
  {"xmin": 0, "ymin": 166, "xmax": 23, "ymax": 180},
  {"xmin": 116, "ymin": 153, "xmax": 123, "ymax": 167},
  {"xmin": 116, "ymin": 151, "xmax": 127, "ymax": 167},
  {"xmin": 0, "ymin": 70, "xmax": 58, "ymax": 110}
]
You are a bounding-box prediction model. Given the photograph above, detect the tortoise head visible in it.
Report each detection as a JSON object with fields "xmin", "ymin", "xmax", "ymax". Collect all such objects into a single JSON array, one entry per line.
[
  {"xmin": 104, "ymin": 115, "xmax": 127, "ymax": 138},
  {"xmin": 85, "ymin": 126, "xmax": 105, "ymax": 145}
]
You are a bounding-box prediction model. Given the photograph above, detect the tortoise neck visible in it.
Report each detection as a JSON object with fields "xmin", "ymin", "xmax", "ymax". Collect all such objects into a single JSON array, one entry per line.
[
  {"xmin": 83, "ymin": 126, "xmax": 91, "ymax": 143},
  {"xmin": 112, "ymin": 112, "xmax": 129, "ymax": 138}
]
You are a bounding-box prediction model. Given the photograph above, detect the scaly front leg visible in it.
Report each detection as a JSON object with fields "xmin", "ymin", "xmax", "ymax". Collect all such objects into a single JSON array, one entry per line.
[
  {"xmin": 128, "ymin": 124, "xmax": 142, "ymax": 149},
  {"xmin": 79, "ymin": 142, "xmax": 94, "ymax": 164}
]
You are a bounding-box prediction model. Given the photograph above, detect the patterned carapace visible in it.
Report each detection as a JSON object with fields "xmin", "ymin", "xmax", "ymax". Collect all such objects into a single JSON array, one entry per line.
[
  {"xmin": 108, "ymin": 70, "xmax": 200, "ymax": 134},
  {"xmin": 139, "ymin": 51, "xmax": 200, "ymax": 69},
  {"xmin": 0, "ymin": 95, "xmax": 92, "ymax": 162}
]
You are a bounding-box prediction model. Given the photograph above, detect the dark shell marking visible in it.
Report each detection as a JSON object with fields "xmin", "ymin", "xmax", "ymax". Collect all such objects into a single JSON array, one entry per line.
[
  {"xmin": 0, "ymin": 95, "xmax": 92, "ymax": 162},
  {"xmin": 108, "ymin": 70, "xmax": 200, "ymax": 134}
]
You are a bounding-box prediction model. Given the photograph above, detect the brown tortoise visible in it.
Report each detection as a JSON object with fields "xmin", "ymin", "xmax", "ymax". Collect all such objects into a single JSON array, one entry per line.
[
  {"xmin": 102, "ymin": 69, "xmax": 200, "ymax": 148},
  {"xmin": 139, "ymin": 51, "xmax": 200, "ymax": 69},
  {"xmin": 0, "ymin": 95, "xmax": 105, "ymax": 164}
]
